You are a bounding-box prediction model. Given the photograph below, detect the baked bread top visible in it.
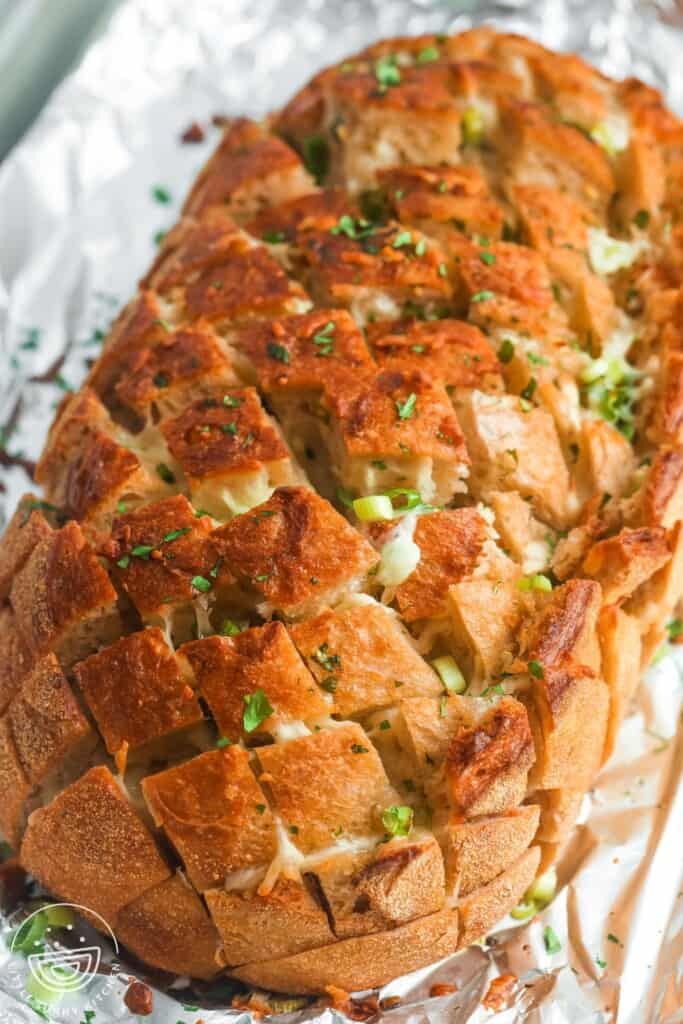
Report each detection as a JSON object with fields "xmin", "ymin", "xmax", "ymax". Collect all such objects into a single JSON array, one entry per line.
[{"xmin": 2, "ymin": 26, "xmax": 683, "ymax": 996}]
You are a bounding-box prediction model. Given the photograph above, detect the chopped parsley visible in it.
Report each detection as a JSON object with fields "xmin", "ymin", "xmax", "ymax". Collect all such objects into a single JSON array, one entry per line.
[
  {"xmin": 633, "ymin": 209, "xmax": 650, "ymax": 229},
  {"xmin": 481, "ymin": 682, "xmax": 504, "ymax": 699},
  {"xmin": 216, "ymin": 736, "xmax": 233, "ymax": 748},
  {"xmin": 161, "ymin": 527, "xmax": 190, "ymax": 544},
  {"xmin": 470, "ymin": 290, "xmax": 495, "ymax": 303},
  {"xmin": 351, "ymin": 743, "xmax": 369, "ymax": 753},
  {"xmin": 302, "ymin": 133, "xmax": 330, "ymax": 184},
  {"xmin": 667, "ymin": 619, "xmax": 683, "ymax": 641},
  {"xmin": 243, "ymin": 689, "xmax": 274, "ymax": 732},
  {"xmin": 255, "ymin": 803, "xmax": 266, "ymax": 814},
  {"xmin": 374, "ymin": 54, "xmax": 401, "ymax": 91},
  {"xmin": 528, "ymin": 660, "xmax": 545, "ymax": 679},
  {"xmin": 223, "ymin": 394, "xmax": 242, "ymax": 407},
  {"xmin": 381, "ymin": 804, "xmax": 413, "ymax": 838},
  {"xmin": 416, "ymin": 45, "xmax": 440, "ymax": 63},
  {"xmin": 498, "ymin": 339, "xmax": 515, "ymax": 363},
  {"xmin": 191, "ymin": 575, "xmax": 212, "ymax": 593},
  {"xmin": 331, "ymin": 214, "xmax": 375, "ymax": 239},
  {"xmin": 313, "ymin": 643, "xmax": 341, "ymax": 673},
  {"xmin": 371, "ymin": 459, "xmax": 387, "ymax": 470},
  {"xmin": 395, "ymin": 392, "xmax": 417, "ymax": 420},
  {"xmin": 221, "ymin": 619, "xmax": 244, "ymax": 636},
  {"xmin": 156, "ymin": 462, "xmax": 176, "ymax": 484},
  {"xmin": 479, "ymin": 251, "xmax": 496, "ymax": 266},
  {"xmin": 543, "ymin": 926, "xmax": 562, "ymax": 954},
  {"xmin": 151, "ymin": 184, "xmax": 172, "ymax": 204},
  {"xmin": 262, "ymin": 230, "xmax": 286, "ymax": 244},
  {"xmin": 392, "ymin": 230, "xmax": 413, "ymax": 248},
  {"xmin": 312, "ymin": 320, "xmax": 336, "ymax": 356},
  {"xmin": 267, "ymin": 342, "xmax": 290, "ymax": 364},
  {"xmin": 520, "ymin": 377, "xmax": 537, "ymax": 401}
]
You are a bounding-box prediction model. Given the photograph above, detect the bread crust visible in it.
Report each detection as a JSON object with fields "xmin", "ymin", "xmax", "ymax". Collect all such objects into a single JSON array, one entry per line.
[{"xmin": 4, "ymin": 26, "xmax": 683, "ymax": 994}]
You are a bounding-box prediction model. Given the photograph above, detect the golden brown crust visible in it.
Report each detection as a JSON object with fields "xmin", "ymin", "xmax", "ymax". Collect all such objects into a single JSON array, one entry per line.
[
  {"xmin": 256, "ymin": 723, "xmax": 396, "ymax": 853},
  {"xmin": 233, "ymin": 906, "xmax": 460, "ymax": 994},
  {"xmin": 235, "ymin": 309, "xmax": 374, "ymax": 394},
  {"xmin": 20, "ymin": 766, "xmax": 170, "ymax": 919},
  {"xmin": 394, "ymin": 508, "xmax": 486, "ymax": 621},
  {"xmin": 73, "ymin": 628, "xmax": 203, "ymax": 756},
  {"xmin": 289, "ymin": 602, "xmax": 441, "ymax": 716},
  {"xmin": 456, "ymin": 845, "xmax": 541, "ymax": 948},
  {"xmin": 3, "ymin": 26, "xmax": 683, "ymax": 992},
  {"xmin": 368, "ymin": 316, "xmax": 502, "ymax": 394},
  {"xmin": 444, "ymin": 804, "xmax": 540, "ymax": 895},
  {"xmin": 161, "ymin": 387, "xmax": 290, "ymax": 483},
  {"xmin": 181, "ymin": 622, "xmax": 328, "ymax": 740},
  {"xmin": 8, "ymin": 653, "xmax": 93, "ymax": 784},
  {"xmin": 207, "ymin": 880, "xmax": 334, "ymax": 966},
  {"xmin": 10, "ymin": 520, "xmax": 120, "ymax": 666},
  {"xmin": 213, "ymin": 486, "xmax": 377, "ymax": 615},
  {"xmin": 183, "ymin": 117, "xmax": 311, "ymax": 220},
  {"xmin": 142, "ymin": 745, "xmax": 276, "ymax": 892},
  {"xmin": 114, "ymin": 872, "xmax": 221, "ymax": 979},
  {"xmin": 0, "ymin": 494, "xmax": 54, "ymax": 601}
]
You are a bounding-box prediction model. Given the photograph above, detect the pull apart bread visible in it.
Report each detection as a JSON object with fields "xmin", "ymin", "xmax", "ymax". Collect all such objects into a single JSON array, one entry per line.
[{"xmin": 3, "ymin": 28, "xmax": 683, "ymax": 995}]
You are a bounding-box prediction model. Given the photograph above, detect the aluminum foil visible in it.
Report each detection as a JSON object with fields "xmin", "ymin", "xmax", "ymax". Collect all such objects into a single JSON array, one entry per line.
[{"xmin": 1, "ymin": 0, "xmax": 682, "ymax": 1021}]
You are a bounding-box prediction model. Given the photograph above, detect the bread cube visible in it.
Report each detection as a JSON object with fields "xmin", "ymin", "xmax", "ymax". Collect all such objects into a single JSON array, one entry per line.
[
  {"xmin": 10, "ymin": 521, "xmax": 121, "ymax": 668},
  {"xmin": 368, "ymin": 316, "xmax": 502, "ymax": 395},
  {"xmin": 74, "ymin": 628, "xmax": 203, "ymax": 760},
  {"xmin": 0, "ymin": 718, "xmax": 32, "ymax": 847},
  {"xmin": 393, "ymin": 508, "xmax": 487, "ymax": 622},
  {"xmin": 104, "ymin": 494, "xmax": 226, "ymax": 614},
  {"xmin": 143, "ymin": 745, "xmax": 276, "ymax": 892},
  {"xmin": 115, "ymin": 872, "xmax": 220, "ymax": 978},
  {"xmin": 0, "ymin": 607, "xmax": 33, "ymax": 714},
  {"xmin": 301, "ymin": 223, "xmax": 452, "ymax": 325},
  {"xmin": 161, "ymin": 387, "xmax": 302, "ymax": 517},
  {"xmin": 20, "ymin": 766, "xmax": 170, "ymax": 920},
  {"xmin": 180, "ymin": 622, "xmax": 327, "ymax": 742},
  {"xmin": 113, "ymin": 323, "xmax": 238, "ymax": 425},
  {"xmin": 457, "ymin": 391, "xmax": 571, "ymax": 527},
  {"xmin": 379, "ymin": 165, "xmax": 504, "ymax": 241},
  {"xmin": 443, "ymin": 803, "xmax": 539, "ymax": 895},
  {"xmin": 0, "ymin": 493, "xmax": 55, "ymax": 601},
  {"xmin": 256, "ymin": 723, "xmax": 397, "ymax": 854},
  {"xmin": 206, "ymin": 880, "xmax": 333, "ymax": 966},
  {"xmin": 322, "ymin": 366, "xmax": 468, "ymax": 504},
  {"xmin": 582, "ymin": 525, "xmax": 670, "ymax": 603},
  {"xmin": 289, "ymin": 601, "xmax": 441, "ymax": 717},
  {"xmin": 212, "ymin": 486, "xmax": 377, "ymax": 618},
  {"xmin": 183, "ymin": 117, "xmax": 312, "ymax": 220},
  {"xmin": 36, "ymin": 390, "xmax": 164, "ymax": 532}
]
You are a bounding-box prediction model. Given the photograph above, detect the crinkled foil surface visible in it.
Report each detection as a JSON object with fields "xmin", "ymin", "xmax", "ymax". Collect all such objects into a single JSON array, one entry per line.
[{"xmin": 1, "ymin": 1, "xmax": 682, "ymax": 1021}]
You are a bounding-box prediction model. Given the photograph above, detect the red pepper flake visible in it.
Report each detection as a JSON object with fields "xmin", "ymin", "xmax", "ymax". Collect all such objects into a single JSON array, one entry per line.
[
  {"xmin": 482, "ymin": 973, "xmax": 517, "ymax": 1012},
  {"xmin": 123, "ymin": 979, "xmax": 153, "ymax": 1015},
  {"xmin": 429, "ymin": 982, "xmax": 458, "ymax": 997},
  {"xmin": 181, "ymin": 121, "xmax": 206, "ymax": 144}
]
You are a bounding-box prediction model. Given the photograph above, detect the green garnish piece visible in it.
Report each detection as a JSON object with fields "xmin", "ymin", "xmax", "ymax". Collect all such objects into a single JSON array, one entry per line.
[
  {"xmin": 381, "ymin": 804, "xmax": 413, "ymax": 838},
  {"xmin": 243, "ymin": 689, "xmax": 274, "ymax": 732},
  {"xmin": 416, "ymin": 45, "xmax": 440, "ymax": 63},
  {"xmin": 521, "ymin": 377, "xmax": 537, "ymax": 401},
  {"xmin": 498, "ymin": 339, "xmax": 515, "ymax": 363},
  {"xmin": 223, "ymin": 394, "xmax": 242, "ymax": 407},
  {"xmin": 267, "ymin": 342, "xmax": 290, "ymax": 364},
  {"xmin": 479, "ymin": 250, "xmax": 496, "ymax": 265},
  {"xmin": 262, "ymin": 230, "xmax": 286, "ymax": 243},
  {"xmin": 351, "ymin": 743, "xmax": 369, "ymax": 753},
  {"xmin": 216, "ymin": 736, "xmax": 233, "ymax": 748},
  {"xmin": 151, "ymin": 184, "xmax": 172, "ymax": 204},
  {"xmin": 374, "ymin": 54, "xmax": 401, "ymax": 91},
  {"xmin": 395, "ymin": 392, "xmax": 417, "ymax": 420},
  {"xmin": 633, "ymin": 209, "xmax": 650, "ymax": 229},
  {"xmin": 470, "ymin": 289, "xmax": 495, "ymax": 303},
  {"xmin": 313, "ymin": 642, "xmax": 341, "ymax": 673},
  {"xmin": 156, "ymin": 462, "xmax": 176, "ymax": 484},
  {"xmin": 131, "ymin": 544, "xmax": 154, "ymax": 559},
  {"xmin": 191, "ymin": 575, "xmax": 211, "ymax": 593},
  {"xmin": 528, "ymin": 660, "xmax": 545, "ymax": 679},
  {"xmin": 302, "ymin": 134, "xmax": 330, "ymax": 184},
  {"xmin": 221, "ymin": 619, "xmax": 244, "ymax": 636},
  {"xmin": 543, "ymin": 925, "xmax": 562, "ymax": 954},
  {"xmin": 161, "ymin": 527, "xmax": 190, "ymax": 544}
]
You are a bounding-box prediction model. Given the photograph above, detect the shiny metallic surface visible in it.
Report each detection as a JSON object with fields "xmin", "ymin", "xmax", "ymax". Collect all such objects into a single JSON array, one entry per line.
[{"xmin": 0, "ymin": 2, "xmax": 681, "ymax": 1021}]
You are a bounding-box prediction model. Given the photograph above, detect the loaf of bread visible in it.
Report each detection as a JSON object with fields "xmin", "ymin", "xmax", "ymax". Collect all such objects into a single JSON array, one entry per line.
[{"xmin": 2, "ymin": 26, "xmax": 682, "ymax": 994}]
